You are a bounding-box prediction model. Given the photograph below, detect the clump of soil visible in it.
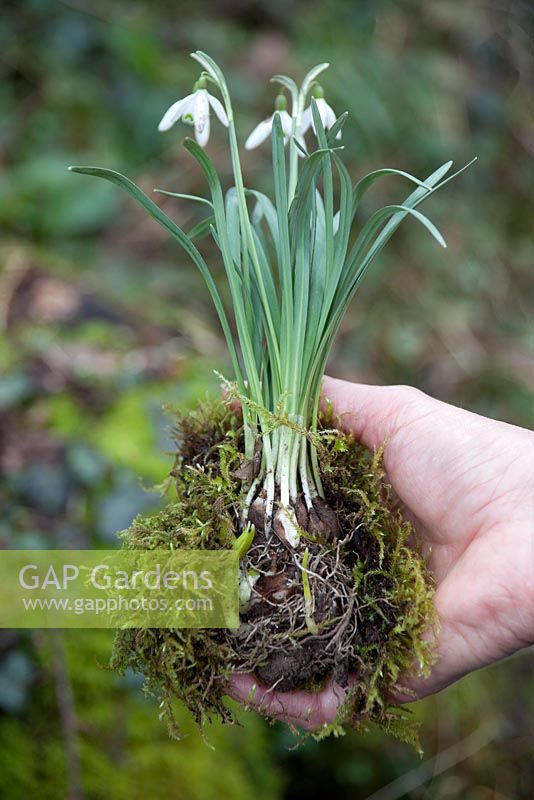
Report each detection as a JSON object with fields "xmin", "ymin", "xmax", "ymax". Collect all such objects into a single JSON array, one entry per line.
[{"xmin": 111, "ymin": 400, "xmax": 435, "ymax": 747}]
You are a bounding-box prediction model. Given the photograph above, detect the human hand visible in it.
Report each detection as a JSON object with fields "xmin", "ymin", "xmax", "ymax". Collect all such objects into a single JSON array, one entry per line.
[{"xmin": 228, "ymin": 377, "xmax": 534, "ymax": 729}]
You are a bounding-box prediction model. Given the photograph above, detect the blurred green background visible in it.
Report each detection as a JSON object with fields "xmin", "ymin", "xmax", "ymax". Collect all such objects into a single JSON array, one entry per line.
[{"xmin": 1, "ymin": 0, "xmax": 533, "ymax": 797}]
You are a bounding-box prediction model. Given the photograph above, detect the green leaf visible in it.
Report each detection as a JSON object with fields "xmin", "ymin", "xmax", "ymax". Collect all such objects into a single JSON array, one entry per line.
[
  {"xmin": 247, "ymin": 189, "xmax": 280, "ymax": 262},
  {"xmin": 68, "ymin": 165, "xmax": 244, "ymax": 389},
  {"xmin": 185, "ymin": 137, "xmax": 281, "ymax": 402},
  {"xmin": 187, "ymin": 215, "xmax": 215, "ymax": 241},
  {"xmin": 288, "ymin": 148, "xmax": 329, "ymax": 244},
  {"xmin": 351, "ymin": 167, "xmax": 435, "ymax": 219},
  {"xmin": 233, "ymin": 524, "xmax": 255, "ymax": 560},
  {"xmin": 154, "ymin": 189, "xmax": 214, "ymax": 209},
  {"xmin": 310, "ymin": 99, "xmax": 334, "ymax": 300},
  {"xmin": 272, "ymin": 112, "xmax": 293, "ymax": 401},
  {"xmin": 326, "ymin": 112, "xmax": 348, "ymax": 147},
  {"xmin": 180, "ymin": 140, "xmax": 261, "ymax": 396}
]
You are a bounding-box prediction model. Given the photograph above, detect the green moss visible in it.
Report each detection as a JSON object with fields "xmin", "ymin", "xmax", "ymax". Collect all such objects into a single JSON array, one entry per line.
[
  {"xmin": 111, "ymin": 399, "xmax": 435, "ymax": 750},
  {"xmin": 316, "ymin": 425, "xmax": 436, "ymax": 750},
  {"xmin": 111, "ymin": 402, "xmax": 246, "ymax": 733},
  {"xmin": 0, "ymin": 630, "xmax": 282, "ymax": 800}
]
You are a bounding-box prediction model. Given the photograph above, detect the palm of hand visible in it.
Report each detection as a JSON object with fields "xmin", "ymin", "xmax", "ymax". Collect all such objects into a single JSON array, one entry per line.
[{"xmin": 229, "ymin": 379, "xmax": 534, "ymax": 730}]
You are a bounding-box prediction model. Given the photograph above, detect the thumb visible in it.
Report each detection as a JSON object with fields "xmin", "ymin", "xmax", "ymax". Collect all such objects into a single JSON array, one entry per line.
[{"xmin": 321, "ymin": 375, "xmax": 422, "ymax": 452}]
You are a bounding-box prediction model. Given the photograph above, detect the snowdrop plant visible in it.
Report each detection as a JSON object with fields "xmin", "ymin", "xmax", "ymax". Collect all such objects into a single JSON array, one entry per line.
[{"xmin": 70, "ymin": 51, "xmax": 472, "ymax": 548}]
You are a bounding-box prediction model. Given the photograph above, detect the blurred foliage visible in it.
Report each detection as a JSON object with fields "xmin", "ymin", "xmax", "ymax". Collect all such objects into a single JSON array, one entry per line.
[{"xmin": 0, "ymin": 0, "xmax": 533, "ymax": 798}]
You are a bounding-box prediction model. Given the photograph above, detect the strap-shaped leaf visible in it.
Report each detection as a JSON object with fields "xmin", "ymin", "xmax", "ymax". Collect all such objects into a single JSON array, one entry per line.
[
  {"xmin": 351, "ymin": 165, "xmax": 448, "ymax": 220},
  {"xmin": 247, "ymin": 189, "xmax": 281, "ymax": 263},
  {"xmin": 310, "ymin": 151, "xmax": 353, "ymax": 363},
  {"xmin": 325, "ymin": 112, "xmax": 348, "ymax": 147},
  {"xmin": 188, "ymin": 215, "xmax": 215, "ymax": 241},
  {"xmin": 271, "ymin": 113, "xmax": 292, "ymax": 285},
  {"xmin": 344, "ymin": 161, "xmax": 474, "ymax": 296},
  {"xmin": 225, "ymin": 187, "xmax": 242, "ymax": 267},
  {"xmin": 182, "ymin": 138, "xmax": 267, "ymax": 399},
  {"xmin": 339, "ymin": 203, "xmax": 446, "ymax": 302},
  {"xmin": 288, "ymin": 148, "xmax": 330, "ymax": 244},
  {"xmin": 153, "ymin": 189, "xmax": 214, "ymax": 209},
  {"xmin": 310, "ymin": 99, "xmax": 334, "ymax": 288},
  {"xmin": 303, "ymin": 160, "xmax": 473, "ymax": 415},
  {"xmin": 304, "ymin": 191, "xmax": 326, "ymax": 377},
  {"xmin": 272, "ymin": 112, "xmax": 294, "ymax": 392},
  {"xmin": 68, "ymin": 165, "xmax": 243, "ymax": 386},
  {"xmin": 185, "ymin": 137, "xmax": 281, "ymax": 391}
]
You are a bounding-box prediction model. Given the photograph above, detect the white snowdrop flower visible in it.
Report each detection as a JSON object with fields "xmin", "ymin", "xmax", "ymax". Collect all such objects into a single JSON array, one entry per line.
[
  {"xmin": 301, "ymin": 85, "xmax": 341, "ymax": 140},
  {"xmin": 245, "ymin": 94, "xmax": 293, "ymax": 150},
  {"xmin": 157, "ymin": 77, "xmax": 228, "ymax": 147}
]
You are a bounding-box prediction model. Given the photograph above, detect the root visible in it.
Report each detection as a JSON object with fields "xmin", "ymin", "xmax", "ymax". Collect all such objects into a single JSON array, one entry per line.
[
  {"xmin": 241, "ymin": 470, "xmax": 264, "ymax": 527},
  {"xmin": 230, "ymin": 529, "xmax": 360, "ymax": 691},
  {"xmin": 263, "ymin": 468, "xmax": 275, "ymax": 534},
  {"xmin": 299, "ymin": 436, "xmax": 317, "ymax": 511}
]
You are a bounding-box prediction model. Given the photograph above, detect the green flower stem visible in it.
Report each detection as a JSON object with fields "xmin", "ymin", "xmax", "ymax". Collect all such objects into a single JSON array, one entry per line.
[
  {"xmin": 193, "ymin": 51, "xmax": 280, "ymax": 511},
  {"xmin": 287, "ymin": 88, "xmax": 305, "ymax": 204}
]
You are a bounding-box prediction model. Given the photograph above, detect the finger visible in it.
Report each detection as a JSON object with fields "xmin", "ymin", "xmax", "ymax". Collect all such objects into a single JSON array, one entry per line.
[{"xmin": 226, "ymin": 673, "xmax": 354, "ymax": 732}]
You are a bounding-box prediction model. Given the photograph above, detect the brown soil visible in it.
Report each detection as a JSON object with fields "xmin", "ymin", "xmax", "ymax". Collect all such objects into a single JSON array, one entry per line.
[{"xmin": 220, "ymin": 488, "xmax": 394, "ymax": 694}]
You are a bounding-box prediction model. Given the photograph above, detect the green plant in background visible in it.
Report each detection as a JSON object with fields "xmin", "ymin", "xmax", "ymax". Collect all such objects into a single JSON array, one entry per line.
[{"xmin": 70, "ymin": 51, "xmax": 472, "ymax": 544}]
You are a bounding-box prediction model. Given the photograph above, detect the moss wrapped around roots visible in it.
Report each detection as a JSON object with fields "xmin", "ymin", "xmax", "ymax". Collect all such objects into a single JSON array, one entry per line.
[{"xmin": 111, "ymin": 400, "xmax": 436, "ymax": 748}]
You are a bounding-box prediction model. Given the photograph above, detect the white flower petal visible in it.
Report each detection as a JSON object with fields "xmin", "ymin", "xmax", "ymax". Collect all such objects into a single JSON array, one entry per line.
[
  {"xmin": 300, "ymin": 107, "xmax": 312, "ymax": 135},
  {"xmin": 333, "ymin": 210, "xmax": 340, "ymax": 234},
  {"xmin": 194, "ymin": 90, "xmax": 210, "ymax": 146},
  {"xmin": 322, "ymin": 100, "xmax": 341, "ymax": 139},
  {"xmin": 180, "ymin": 95, "xmax": 196, "ymax": 126},
  {"xmin": 157, "ymin": 93, "xmax": 194, "ymax": 131},
  {"xmin": 296, "ymin": 135, "xmax": 307, "ymax": 158},
  {"xmin": 194, "ymin": 90, "xmax": 210, "ymax": 125},
  {"xmin": 208, "ymin": 93, "xmax": 229, "ymax": 127},
  {"xmin": 196, "ymin": 114, "xmax": 210, "ymax": 146},
  {"xmin": 279, "ymin": 110, "xmax": 294, "ymax": 138},
  {"xmin": 305, "ymin": 98, "xmax": 341, "ymax": 139},
  {"xmin": 315, "ymin": 98, "xmax": 327, "ymax": 121},
  {"xmin": 323, "ymin": 100, "xmax": 337, "ymax": 129},
  {"xmin": 304, "ymin": 101, "xmax": 322, "ymax": 135},
  {"xmin": 245, "ymin": 116, "xmax": 273, "ymax": 150}
]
